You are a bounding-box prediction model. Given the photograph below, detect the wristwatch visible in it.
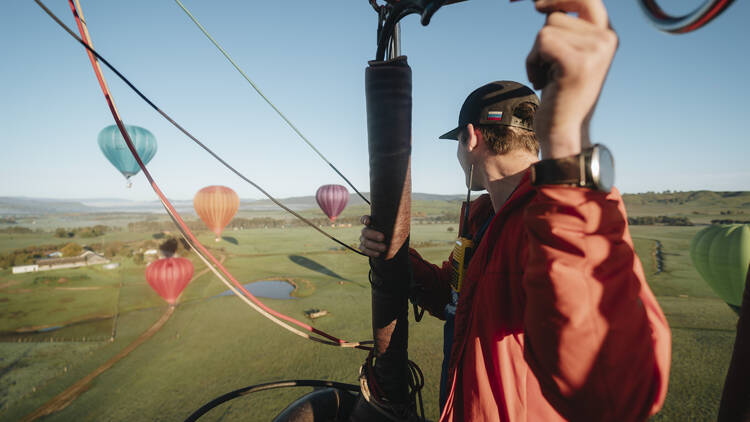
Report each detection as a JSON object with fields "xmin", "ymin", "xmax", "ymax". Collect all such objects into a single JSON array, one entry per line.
[{"xmin": 530, "ymin": 144, "xmax": 615, "ymax": 192}]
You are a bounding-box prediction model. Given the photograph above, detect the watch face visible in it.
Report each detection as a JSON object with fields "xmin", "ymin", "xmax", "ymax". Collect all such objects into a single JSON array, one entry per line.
[{"xmin": 593, "ymin": 145, "xmax": 615, "ymax": 192}]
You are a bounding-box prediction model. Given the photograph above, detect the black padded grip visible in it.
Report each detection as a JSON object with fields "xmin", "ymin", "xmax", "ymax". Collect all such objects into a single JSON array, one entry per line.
[{"xmin": 363, "ymin": 56, "xmax": 413, "ymax": 406}]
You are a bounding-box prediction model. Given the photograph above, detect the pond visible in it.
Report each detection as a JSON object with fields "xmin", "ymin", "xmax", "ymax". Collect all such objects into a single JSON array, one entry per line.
[{"xmin": 217, "ymin": 280, "xmax": 296, "ymax": 300}]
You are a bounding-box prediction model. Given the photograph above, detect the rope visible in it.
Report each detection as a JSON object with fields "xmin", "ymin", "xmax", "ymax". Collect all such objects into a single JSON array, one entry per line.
[
  {"xmin": 35, "ymin": 0, "xmax": 372, "ymax": 351},
  {"xmin": 638, "ymin": 0, "xmax": 734, "ymax": 33},
  {"xmin": 173, "ymin": 0, "xmax": 370, "ymax": 205},
  {"xmin": 165, "ymin": 209, "xmax": 370, "ymax": 348},
  {"xmin": 358, "ymin": 351, "xmax": 426, "ymax": 421},
  {"xmin": 34, "ymin": 0, "xmax": 366, "ymax": 257}
]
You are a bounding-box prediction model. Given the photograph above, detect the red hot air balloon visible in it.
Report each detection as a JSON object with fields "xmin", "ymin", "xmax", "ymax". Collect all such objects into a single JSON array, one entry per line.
[
  {"xmin": 194, "ymin": 186, "xmax": 240, "ymax": 241},
  {"xmin": 316, "ymin": 184, "xmax": 349, "ymax": 222},
  {"xmin": 145, "ymin": 257, "xmax": 194, "ymax": 305}
]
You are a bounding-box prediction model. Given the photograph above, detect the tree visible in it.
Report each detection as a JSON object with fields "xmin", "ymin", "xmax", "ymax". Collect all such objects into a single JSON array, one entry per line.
[
  {"xmin": 55, "ymin": 228, "xmax": 72, "ymax": 238},
  {"xmin": 133, "ymin": 252, "xmax": 145, "ymax": 265},
  {"xmin": 159, "ymin": 238, "xmax": 178, "ymax": 257},
  {"xmin": 104, "ymin": 241, "xmax": 124, "ymax": 258},
  {"xmin": 60, "ymin": 242, "xmax": 83, "ymax": 257}
]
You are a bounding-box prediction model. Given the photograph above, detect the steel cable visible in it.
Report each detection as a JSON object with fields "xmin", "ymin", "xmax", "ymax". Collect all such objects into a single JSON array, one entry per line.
[
  {"xmin": 173, "ymin": 0, "xmax": 370, "ymax": 205},
  {"xmin": 35, "ymin": 0, "xmax": 366, "ymax": 257},
  {"xmin": 35, "ymin": 0, "xmax": 372, "ymax": 351}
]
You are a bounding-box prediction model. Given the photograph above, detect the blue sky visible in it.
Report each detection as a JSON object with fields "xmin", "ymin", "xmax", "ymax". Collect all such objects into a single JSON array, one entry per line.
[{"xmin": 1, "ymin": 0, "xmax": 748, "ymax": 201}]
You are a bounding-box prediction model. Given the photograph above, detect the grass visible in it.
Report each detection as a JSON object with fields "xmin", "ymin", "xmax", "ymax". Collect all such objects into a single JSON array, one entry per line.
[
  {"xmin": 630, "ymin": 226, "xmax": 738, "ymax": 421},
  {"xmin": 622, "ymin": 191, "xmax": 750, "ymax": 225},
  {"xmin": 0, "ymin": 214, "xmax": 743, "ymax": 421},
  {"xmin": 0, "ymin": 222, "xmax": 457, "ymax": 421},
  {"xmin": 0, "ymin": 266, "xmax": 120, "ymax": 337},
  {"xmin": 0, "ymin": 231, "xmax": 150, "ymax": 254}
]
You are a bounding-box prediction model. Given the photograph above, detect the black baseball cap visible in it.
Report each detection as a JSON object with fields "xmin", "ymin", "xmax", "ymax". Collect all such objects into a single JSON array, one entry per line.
[{"xmin": 439, "ymin": 81, "xmax": 539, "ymax": 140}]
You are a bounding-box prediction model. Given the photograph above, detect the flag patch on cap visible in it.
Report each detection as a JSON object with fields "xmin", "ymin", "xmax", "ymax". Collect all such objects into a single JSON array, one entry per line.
[{"xmin": 487, "ymin": 111, "xmax": 503, "ymax": 121}]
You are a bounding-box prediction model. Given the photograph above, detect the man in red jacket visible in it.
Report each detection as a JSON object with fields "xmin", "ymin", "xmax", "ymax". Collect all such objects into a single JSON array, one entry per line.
[
  {"xmin": 362, "ymin": 79, "xmax": 540, "ymax": 411},
  {"xmin": 359, "ymin": 0, "xmax": 671, "ymax": 420}
]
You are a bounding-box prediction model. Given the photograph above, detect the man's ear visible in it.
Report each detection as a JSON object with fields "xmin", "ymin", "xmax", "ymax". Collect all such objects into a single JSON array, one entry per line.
[{"xmin": 465, "ymin": 123, "xmax": 479, "ymax": 152}]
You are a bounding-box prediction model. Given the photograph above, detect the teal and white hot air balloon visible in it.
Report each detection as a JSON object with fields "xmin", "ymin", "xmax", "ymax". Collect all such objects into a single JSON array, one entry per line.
[
  {"xmin": 97, "ymin": 124, "xmax": 157, "ymax": 187},
  {"xmin": 690, "ymin": 224, "xmax": 750, "ymax": 314}
]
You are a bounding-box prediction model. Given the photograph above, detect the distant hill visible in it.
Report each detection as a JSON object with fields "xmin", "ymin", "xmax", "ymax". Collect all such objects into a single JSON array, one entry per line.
[
  {"xmin": 1, "ymin": 191, "xmax": 746, "ymax": 217},
  {"xmin": 0, "ymin": 197, "xmax": 95, "ymax": 215},
  {"xmin": 0, "ymin": 197, "xmax": 195, "ymax": 215},
  {"xmin": 0, "ymin": 193, "xmax": 464, "ymax": 216},
  {"xmin": 622, "ymin": 191, "xmax": 750, "ymax": 208},
  {"xmin": 245, "ymin": 192, "xmax": 465, "ymax": 211}
]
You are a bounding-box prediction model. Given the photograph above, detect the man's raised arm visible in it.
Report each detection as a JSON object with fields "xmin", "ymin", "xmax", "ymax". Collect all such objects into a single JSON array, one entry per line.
[{"xmin": 521, "ymin": 0, "xmax": 671, "ymax": 419}]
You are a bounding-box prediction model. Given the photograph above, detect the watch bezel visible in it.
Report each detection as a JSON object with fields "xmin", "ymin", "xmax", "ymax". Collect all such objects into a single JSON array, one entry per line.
[{"xmin": 590, "ymin": 144, "xmax": 614, "ymax": 193}]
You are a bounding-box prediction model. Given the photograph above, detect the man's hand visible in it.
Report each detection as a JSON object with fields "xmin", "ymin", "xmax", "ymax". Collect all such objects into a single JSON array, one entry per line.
[
  {"xmin": 359, "ymin": 215, "xmax": 387, "ymax": 258},
  {"xmin": 526, "ymin": 0, "xmax": 618, "ymax": 159}
]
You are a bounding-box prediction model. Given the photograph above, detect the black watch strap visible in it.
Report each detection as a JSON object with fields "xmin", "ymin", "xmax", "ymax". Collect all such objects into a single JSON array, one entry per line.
[{"xmin": 530, "ymin": 154, "xmax": 584, "ymax": 186}]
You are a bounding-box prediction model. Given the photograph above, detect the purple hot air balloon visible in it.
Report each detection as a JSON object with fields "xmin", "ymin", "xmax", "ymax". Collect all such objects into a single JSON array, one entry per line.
[{"xmin": 316, "ymin": 184, "xmax": 349, "ymax": 222}]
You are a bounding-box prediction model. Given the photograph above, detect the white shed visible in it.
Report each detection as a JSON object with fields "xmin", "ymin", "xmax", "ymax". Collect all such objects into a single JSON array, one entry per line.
[{"xmin": 12, "ymin": 264, "xmax": 39, "ymax": 274}]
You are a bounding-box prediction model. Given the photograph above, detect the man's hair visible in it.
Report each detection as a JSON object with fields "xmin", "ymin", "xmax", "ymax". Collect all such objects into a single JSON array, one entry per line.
[{"xmin": 474, "ymin": 102, "xmax": 539, "ymax": 155}]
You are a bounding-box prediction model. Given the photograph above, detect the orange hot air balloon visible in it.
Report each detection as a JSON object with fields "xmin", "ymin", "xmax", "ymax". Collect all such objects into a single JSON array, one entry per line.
[
  {"xmin": 194, "ymin": 185, "xmax": 239, "ymax": 241},
  {"xmin": 145, "ymin": 257, "xmax": 194, "ymax": 305}
]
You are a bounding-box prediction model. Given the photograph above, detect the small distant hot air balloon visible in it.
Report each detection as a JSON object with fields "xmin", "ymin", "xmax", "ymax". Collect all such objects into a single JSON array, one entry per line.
[
  {"xmin": 194, "ymin": 186, "xmax": 239, "ymax": 241},
  {"xmin": 316, "ymin": 184, "xmax": 349, "ymax": 222},
  {"xmin": 98, "ymin": 124, "xmax": 157, "ymax": 187},
  {"xmin": 145, "ymin": 257, "xmax": 194, "ymax": 305},
  {"xmin": 690, "ymin": 224, "xmax": 750, "ymax": 313}
]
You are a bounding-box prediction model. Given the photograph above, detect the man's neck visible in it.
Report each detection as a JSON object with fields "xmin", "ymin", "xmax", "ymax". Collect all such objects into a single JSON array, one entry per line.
[{"xmin": 481, "ymin": 150, "xmax": 539, "ymax": 213}]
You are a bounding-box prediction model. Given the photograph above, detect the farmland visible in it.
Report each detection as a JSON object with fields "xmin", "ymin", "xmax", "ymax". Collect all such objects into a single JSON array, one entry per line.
[{"xmin": 0, "ymin": 191, "xmax": 748, "ymax": 421}]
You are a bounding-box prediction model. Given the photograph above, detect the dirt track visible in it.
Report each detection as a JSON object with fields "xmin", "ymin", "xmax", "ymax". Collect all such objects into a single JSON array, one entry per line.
[
  {"xmin": 20, "ymin": 305, "xmax": 175, "ymax": 422},
  {"xmin": 21, "ymin": 256, "xmax": 223, "ymax": 421}
]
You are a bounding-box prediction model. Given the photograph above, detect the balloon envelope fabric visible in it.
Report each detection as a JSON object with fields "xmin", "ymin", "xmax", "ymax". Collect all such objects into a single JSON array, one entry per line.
[
  {"xmin": 145, "ymin": 257, "xmax": 194, "ymax": 305},
  {"xmin": 194, "ymin": 185, "xmax": 239, "ymax": 240},
  {"xmin": 690, "ymin": 224, "xmax": 750, "ymax": 309},
  {"xmin": 97, "ymin": 124, "xmax": 157, "ymax": 180},
  {"xmin": 316, "ymin": 184, "xmax": 349, "ymax": 222}
]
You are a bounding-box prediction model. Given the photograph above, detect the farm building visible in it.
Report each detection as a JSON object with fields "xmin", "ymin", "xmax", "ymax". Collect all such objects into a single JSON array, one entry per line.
[
  {"xmin": 32, "ymin": 250, "xmax": 110, "ymax": 272},
  {"xmin": 12, "ymin": 264, "xmax": 39, "ymax": 274}
]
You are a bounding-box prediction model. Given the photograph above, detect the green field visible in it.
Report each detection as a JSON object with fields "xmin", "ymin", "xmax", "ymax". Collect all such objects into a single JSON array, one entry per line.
[
  {"xmin": 0, "ymin": 198, "xmax": 746, "ymax": 421},
  {"xmin": 629, "ymin": 226, "xmax": 738, "ymax": 421}
]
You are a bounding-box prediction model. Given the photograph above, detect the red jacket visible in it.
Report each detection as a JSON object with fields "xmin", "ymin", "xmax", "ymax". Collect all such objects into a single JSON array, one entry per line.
[
  {"xmin": 410, "ymin": 193, "xmax": 495, "ymax": 319},
  {"xmin": 414, "ymin": 172, "xmax": 671, "ymax": 421}
]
